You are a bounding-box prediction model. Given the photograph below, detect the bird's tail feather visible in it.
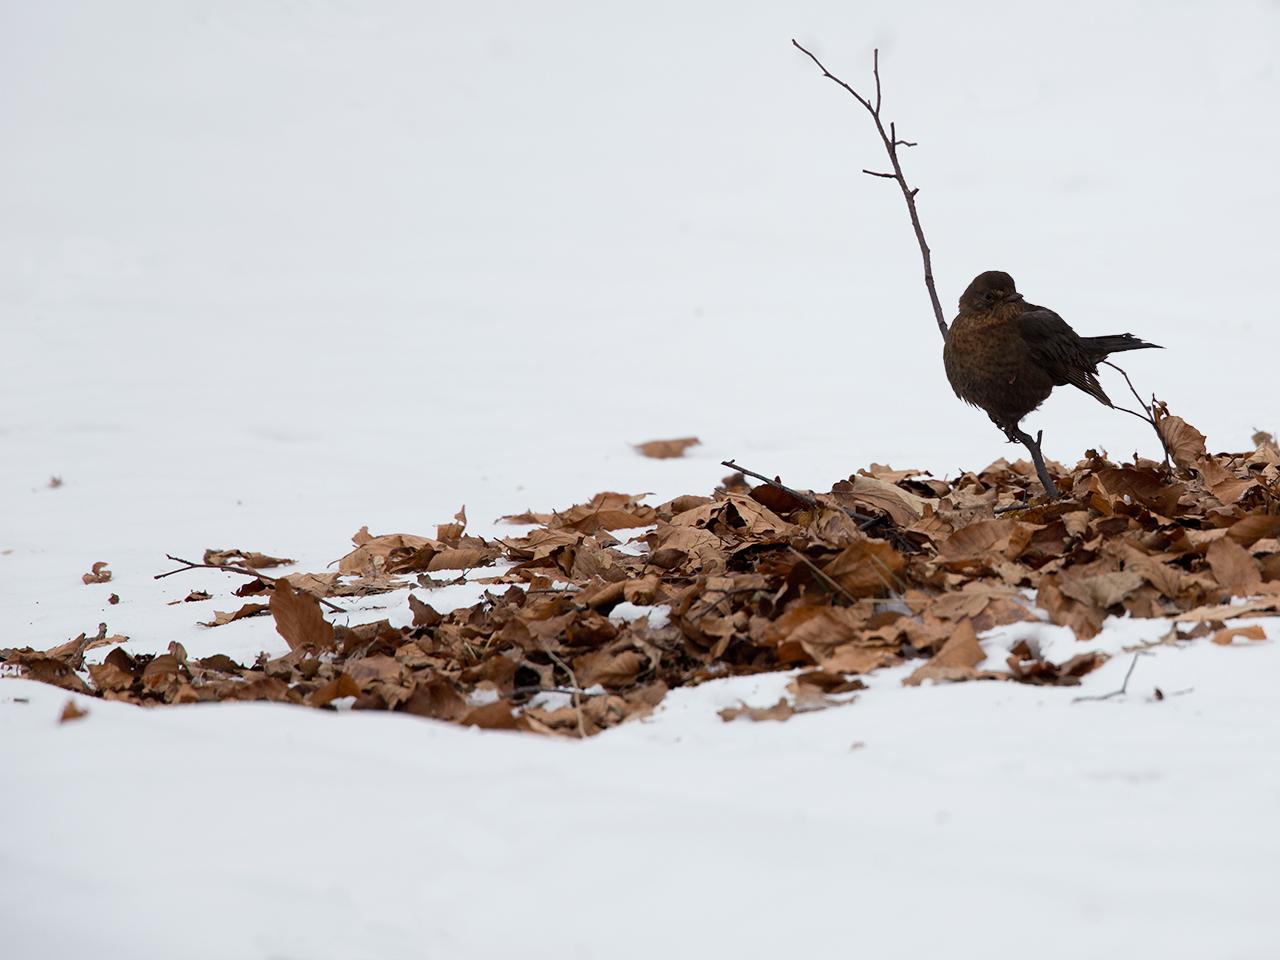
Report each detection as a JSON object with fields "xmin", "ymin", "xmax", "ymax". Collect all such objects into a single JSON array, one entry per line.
[{"xmin": 1082, "ymin": 333, "xmax": 1162, "ymax": 359}]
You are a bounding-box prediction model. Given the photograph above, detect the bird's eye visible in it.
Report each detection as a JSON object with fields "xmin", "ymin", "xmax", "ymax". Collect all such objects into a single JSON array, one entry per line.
[{"xmin": 984, "ymin": 290, "xmax": 998, "ymax": 302}]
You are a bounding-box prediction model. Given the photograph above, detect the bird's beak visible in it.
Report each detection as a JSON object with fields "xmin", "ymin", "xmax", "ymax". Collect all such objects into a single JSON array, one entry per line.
[{"xmin": 1006, "ymin": 292, "xmax": 1025, "ymax": 303}]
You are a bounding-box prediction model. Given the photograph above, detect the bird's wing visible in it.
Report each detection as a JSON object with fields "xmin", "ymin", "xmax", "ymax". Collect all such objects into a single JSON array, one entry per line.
[{"xmin": 1016, "ymin": 307, "xmax": 1113, "ymax": 407}]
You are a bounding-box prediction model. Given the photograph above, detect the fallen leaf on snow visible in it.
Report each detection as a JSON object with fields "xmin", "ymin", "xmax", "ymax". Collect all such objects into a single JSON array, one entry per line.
[
  {"xmin": 904, "ymin": 619, "xmax": 986, "ymax": 686},
  {"xmin": 634, "ymin": 437, "xmax": 701, "ymax": 459},
  {"xmin": 1211, "ymin": 624, "xmax": 1266, "ymax": 645},
  {"xmin": 81, "ymin": 562, "xmax": 112, "ymax": 585},
  {"xmin": 203, "ymin": 548, "xmax": 295, "ymax": 569},
  {"xmin": 200, "ymin": 603, "xmax": 270, "ymax": 627}
]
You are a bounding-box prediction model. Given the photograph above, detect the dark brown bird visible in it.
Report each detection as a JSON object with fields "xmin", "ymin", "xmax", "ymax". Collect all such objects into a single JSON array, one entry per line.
[{"xmin": 943, "ymin": 270, "xmax": 1161, "ymax": 439}]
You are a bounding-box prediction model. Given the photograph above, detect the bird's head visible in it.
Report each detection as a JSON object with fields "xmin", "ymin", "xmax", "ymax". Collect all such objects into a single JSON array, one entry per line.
[{"xmin": 959, "ymin": 270, "xmax": 1023, "ymax": 312}]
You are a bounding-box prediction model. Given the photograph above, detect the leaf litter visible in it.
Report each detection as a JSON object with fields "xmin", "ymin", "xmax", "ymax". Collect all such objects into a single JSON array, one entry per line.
[{"xmin": 6, "ymin": 411, "xmax": 1279, "ymax": 737}]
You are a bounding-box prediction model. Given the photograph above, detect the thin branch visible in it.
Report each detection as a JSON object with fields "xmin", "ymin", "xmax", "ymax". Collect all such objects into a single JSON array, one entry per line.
[
  {"xmin": 792, "ymin": 39, "xmax": 947, "ymax": 339},
  {"xmin": 872, "ymin": 48, "xmax": 882, "ymax": 113},
  {"xmin": 721, "ymin": 458, "xmax": 881, "ymax": 528},
  {"xmin": 544, "ymin": 648, "xmax": 588, "ymax": 739},
  {"xmin": 786, "ymin": 546, "xmax": 860, "ymax": 605},
  {"xmin": 1073, "ymin": 652, "xmax": 1149, "ymax": 703},
  {"xmin": 155, "ymin": 554, "xmax": 347, "ymax": 616},
  {"xmin": 1102, "ymin": 359, "xmax": 1172, "ymax": 468},
  {"xmin": 721, "ymin": 458, "xmax": 818, "ymax": 508},
  {"xmin": 890, "ymin": 123, "xmax": 917, "ymax": 148}
]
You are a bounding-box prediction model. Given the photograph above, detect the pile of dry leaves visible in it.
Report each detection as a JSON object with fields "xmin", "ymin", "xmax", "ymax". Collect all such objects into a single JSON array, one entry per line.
[{"xmin": 7, "ymin": 411, "xmax": 1279, "ymax": 736}]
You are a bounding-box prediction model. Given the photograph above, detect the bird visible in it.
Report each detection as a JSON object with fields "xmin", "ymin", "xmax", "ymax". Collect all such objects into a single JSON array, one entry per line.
[{"xmin": 943, "ymin": 270, "xmax": 1161, "ymax": 441}]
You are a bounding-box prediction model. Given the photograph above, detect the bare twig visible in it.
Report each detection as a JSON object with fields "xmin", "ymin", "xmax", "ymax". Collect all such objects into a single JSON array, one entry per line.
[
  {"xmin": 155, "ymin": 554, "xmax": 347, "ymax": 615},
  {"xmin": 721, "ymin": 458, "xmax": 880, "ymax": 528},
  {"xmin": 786, "ymin": 546, "xmax": 861, "ymax": 605},
  {"xmin": 544, "ymin": 648, "xmax": 587, "ymax": 739},
  {"xmin": 1073, "ymin": 652, "xmax": 1149, "ymax": 703},
  {"xmin": 722, "ymin": 458, "xmax": 819, "ymax": 508},
  {"xmin": 792, "ymin": 40, "xmax": 947, "ymax": 339},
  {"xmin": 1101, "ymin": 359, "xmax": 1173, "ymax": 468}
]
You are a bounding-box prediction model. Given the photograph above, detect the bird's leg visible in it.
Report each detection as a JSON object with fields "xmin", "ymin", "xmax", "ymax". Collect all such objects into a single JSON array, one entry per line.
[
  {"xmin": 990, "ymin": 415, "xmax": 1022, "ymax": 445},
  {"xmin": 1006, "ymin": 425, "xmax": 1062, "ymax": 500}
]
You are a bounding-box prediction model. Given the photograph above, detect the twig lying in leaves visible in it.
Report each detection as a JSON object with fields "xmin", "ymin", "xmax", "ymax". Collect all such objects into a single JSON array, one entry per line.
[
  {"xmin": 791, "ymin": 40, "xmax": 946, "ymax": 340},
  {"xmin": 1072, "ymin": 652, "xmax": 1149, "ymax": 703},
  {"xmin": 543, "ymin": 646, "xmax": 587, "ymax": 738},
  {"xmin": 787, "ymin": 546, "xmax": 859, "ymax": 605},
  {"xmin": 722, "ymin": 459, "xmax": 819, "ymax": 508},
  {"xmin": 154, "ymin": 554, "xmax": 347, "ymax": 615},
  {"xmin": 722, "ymin": 459, "xmax": 879, "ymax": 527}
]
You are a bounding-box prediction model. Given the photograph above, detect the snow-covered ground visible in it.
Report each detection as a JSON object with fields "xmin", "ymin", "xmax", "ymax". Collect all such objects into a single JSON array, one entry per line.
[{"xmin": 3, "ymin": 2, "xmax": 1279, "ymax": 957}]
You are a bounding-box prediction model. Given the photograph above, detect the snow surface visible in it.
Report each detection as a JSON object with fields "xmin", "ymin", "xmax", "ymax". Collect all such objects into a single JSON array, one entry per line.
[{"xmin": 3, "ymin": 2, "xmax": 1280, "ymax": 957}]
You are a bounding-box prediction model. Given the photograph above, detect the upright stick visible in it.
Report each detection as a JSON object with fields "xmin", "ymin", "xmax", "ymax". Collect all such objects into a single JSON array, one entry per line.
[{"xmin": 791, "ymin": 40, "xmax": 946, "ymax": 340}]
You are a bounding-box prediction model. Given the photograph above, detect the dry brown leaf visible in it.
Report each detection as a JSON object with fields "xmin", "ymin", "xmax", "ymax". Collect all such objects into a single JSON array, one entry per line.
[
  {"xmin": 634, "ymin": 436, "xmax": 701, "ymax": 459},
  {"xmin": 282, "ymin": 572, "xmax": 341, "ymax": 597},
  {"xmin": 938, "ymin": 519, "xmax": 1033, "ymax": 563},
  {"xmin": 437, "ymin": 506, "xmax": 467, "ymax": 543},
  {"xmin": 81, "ymin": 562, "xmax": 112, "ymax": 585},
  {"xmin": 337, "ymin": 530, "xmax": 434, "ymax": 576},
  {"xmin": 1175, "ymin": 597, "xmax": 1280, "ymax": 622},
  {"xmin": 573, "ymin": 648, "xmax": 647, "ymax": 688},
  {"xmin": 1210, "ymin": 476, "xmax": 1257, "ymax": 506},
  {"xmin": 718, "ymin": 698, "xmax": 796, "ymax": 722},
  {"xmin": 904, "ymin": 619, "xmax": 985, "ymax": 686},
  {"xmin": 1095, "ymin": 467, "xmax": 1183, "ymax": 517},
  {"xmin": 402, "ymin": 678, "xmax": 468, "ymax": 721},
  {"xmin": 461, "ymin": 700, "xmax": 519, "ymax": 729},
  {"xmin": 200, "ymin": 603, "xmax": 270, "ymax": 627},
  {"xmin": 1059, "ymin": 570, "xmax": 1145, "ymax": 610},
  {"xmin": 823, "ymin": 540, "xmax": 906, "ymax": 598},
  {"xmin": 645, "ymin": 524, "xmax": 725, "ymax": 574},
  {"xmin": 59, "ymin": 699, "xmax": 88, "ymax": 724},
  {"xmin": 1206, "ymin": 537, "xmax": 1262, "ymax": 596},
  {"xmin": 308, "ymin": 672, "xmax": 361, "ymax": 707},
  {"xmin": 1227, "ymin": 513, "xmax": 1280, "ymax": 547},
  {"xmin": 829, "ymin": 476, "xmax": 935, "ymax": 525},
  {"xmin": 1211, "ymin": 624, "xmax": 1267, "ymax": 645},
  {"xmin": 269, "ymin": 581, "xmax": 335, "ymax": 652},
  {"xmin": 1154, "ymin": 406, "xmax": 1208, "ymax": 472},
  {"xmin": 408, "ymin": 594, "xmax": 442, "ymax": 628},
  {"xmin": 203, "ymin": 548, "xmax": 295, "ymax": 569},
  {"xmin": 1037, "ymin": 577, "xmax": 1107, "ymax": 640}
]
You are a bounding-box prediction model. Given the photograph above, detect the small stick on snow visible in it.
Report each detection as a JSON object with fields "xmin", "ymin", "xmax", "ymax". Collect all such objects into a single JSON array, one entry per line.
[
  {"xmin": 1072, "ymin": 651, "xmax": 1149, "ymax": 703},
  {"xmin": 154, "ymin": 554, "xmax": 347, "ymax": 615}
]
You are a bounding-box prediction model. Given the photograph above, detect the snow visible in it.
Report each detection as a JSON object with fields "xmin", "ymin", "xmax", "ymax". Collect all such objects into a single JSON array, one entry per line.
[{"xmin": 3, "ymin": 2, "xmax": 1280, "ymax": 957}]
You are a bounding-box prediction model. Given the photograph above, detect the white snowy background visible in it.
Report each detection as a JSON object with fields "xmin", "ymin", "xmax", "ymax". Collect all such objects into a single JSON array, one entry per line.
[{"xmin": 2, "ymin": 2, "xmax": 1279, "ymax": 958}]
